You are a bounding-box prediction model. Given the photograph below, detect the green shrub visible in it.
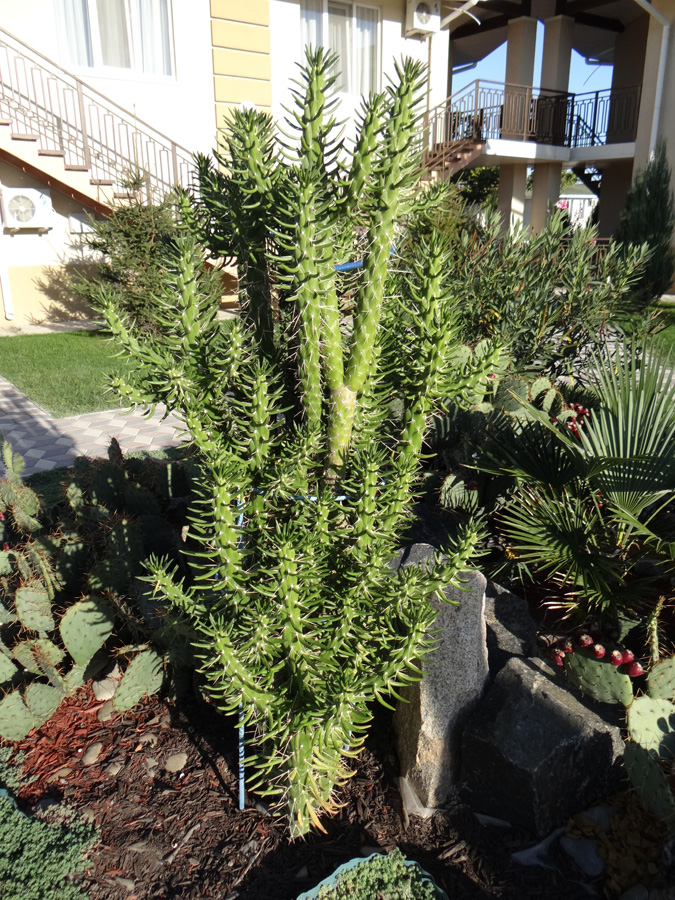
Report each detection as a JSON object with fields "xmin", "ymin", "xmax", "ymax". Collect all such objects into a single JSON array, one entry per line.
[
  {"xmin": 313, "ymin": 850, "xmax": 439, "ymax": 899},
  {"xmin": 484, "ymin": 339, "xmax": 675, "ymax": 629},
  {"xmin": 616, "ymin": 141, "xmax": 675, "ymax": 305},
  {"xmin": 72, "ymin": 172, "xmax": 180, "ymax": 333},
  {"xmin": 0, "ymin": 791, "xmax": 94, "ymax": 900}
]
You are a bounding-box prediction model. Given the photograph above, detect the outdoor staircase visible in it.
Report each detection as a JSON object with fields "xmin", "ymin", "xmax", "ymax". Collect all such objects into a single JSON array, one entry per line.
[
  {"xmin": 422, "ymin": 137, "xmax": 485, "ymax": 179},
  {"xmin": 0, "ymin": 27, "xmax": 194, "ymax": 214},
  {"xmin": 572, "ymin": 165, "xmax": 602, "ymax": 198}
]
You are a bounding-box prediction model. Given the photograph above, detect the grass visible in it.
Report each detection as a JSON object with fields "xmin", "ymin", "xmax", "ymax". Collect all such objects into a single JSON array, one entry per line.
[{"xmin": 0, "ymin": 331, "xmax": 132, "ymax": 418}]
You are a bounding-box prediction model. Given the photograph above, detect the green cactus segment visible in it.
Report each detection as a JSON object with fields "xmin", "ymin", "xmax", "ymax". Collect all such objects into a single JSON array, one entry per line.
[
  {"xmin": 565, "ymin": 650, "xmax": 634, "ymax": 705},
  {"xmin": 647, "ymin": 656, "xmax": 675, "ymax": 701},
  {"xmin": 0, "ymin": 653, "xmax": 17, "ymax": 685},
  {"xmin": 24, "ymin": 682, "xmax": 62, "ymax": 726},
  {"xmin": 0, "ymin": 690, "xmax": 36, "ymax": 741},
  {"xmin": 112, "ymin": 649, "xmax": 163, "ymax": 712},
  {"xmin": 59, "ymin": 597, "xmax": 116, "ymax": 667},
  {"xmin": 0, "ymin": 551, "xmax": 10, "ymax": 576},
  {"xmin": 12, "ymin": 639, "xmax": 64, "ymax": 678},
  {"xmin": 440, "ymin": 475, "xmax": 480, "ymax": 513},
  {"xmin": 0, "ymin": 600, "xmax": 15, "ymax": 625},
  {"xmin": 14, "ymin": 585, "xmax": 54, "ymax": 633},
  {"xmin": 494, "ymin": 377, "xmax": 529, "ymax": 413},
  {"xmin": 624, "ymin": 741, "xmax": 675, "ymax": 827},
  {"xmin": 627, "ymin": 696, "xmax": 675, "ymax": 758}
]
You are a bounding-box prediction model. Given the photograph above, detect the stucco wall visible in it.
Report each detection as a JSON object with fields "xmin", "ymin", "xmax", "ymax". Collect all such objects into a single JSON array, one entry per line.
[
  {"xmin": 0, "ymin": 162, "xmax": 98, "ymax": 330},
  {"xmin": 0, "ymin": 1, "xmax": 216, "ymax": 156},
  {"xmin": 269, "ymin": 0, "xmax": 449, "ymax": 139}
]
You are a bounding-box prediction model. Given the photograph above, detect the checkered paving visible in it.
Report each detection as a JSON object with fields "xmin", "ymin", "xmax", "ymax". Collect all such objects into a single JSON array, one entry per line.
[{"xmin": 0, "ymin": 376, "xmax": 185, "ymax": 475}]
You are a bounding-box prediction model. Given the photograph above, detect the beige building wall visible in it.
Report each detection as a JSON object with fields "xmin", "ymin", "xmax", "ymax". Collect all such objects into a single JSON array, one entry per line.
[
  {"xmin": 0, "ymin": 163, "xmax": 97, "ymax": 331},
  {"xmin": 211, "ymin": 0, "xmax": 273, "ymax": 131}
]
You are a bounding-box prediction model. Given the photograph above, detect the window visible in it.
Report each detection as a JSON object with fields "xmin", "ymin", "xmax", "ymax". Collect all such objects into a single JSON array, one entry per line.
[
  {"xmin": 300, "ymin": 1, "xmax": 379, "ymax": 96},
  {"xmin": 56, "ymin": 0, "xmax": 173, "ymax": 76}
]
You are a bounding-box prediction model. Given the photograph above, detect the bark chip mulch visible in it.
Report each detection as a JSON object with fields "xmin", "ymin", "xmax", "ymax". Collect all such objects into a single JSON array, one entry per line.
[{"xmin": 1, "ymin": 685, "xmax": 633, "ymax": 900}]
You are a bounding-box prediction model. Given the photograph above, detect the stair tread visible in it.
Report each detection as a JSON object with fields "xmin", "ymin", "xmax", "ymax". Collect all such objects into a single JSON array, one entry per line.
[
  {"xmin": 38, "ymin": 149, "xmax": 65, "ymax": 157},
  {"xmin": 63, "ymin": 164, "xmax": 89, "ymax": 171},
  {"xmin": 11, "ymin": 132, "xmax": 38, "ymax": 140},
  {"xmin": 90, "ymin": 179, "xmax": 114, "ymax": 186}
]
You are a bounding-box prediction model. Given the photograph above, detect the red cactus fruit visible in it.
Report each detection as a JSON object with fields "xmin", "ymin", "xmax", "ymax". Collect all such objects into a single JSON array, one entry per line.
[
  {"xmin": 621, "ymin": 649, "xmax": 635, "ymax": 665},
  {"xmin": 610, "ymin": 650, "xmax": 624, "ymax": 666},
  {"xmin": 562, "ymin": 639, "xmax": 574, "ymax": 654},
  {"xmin": 552, "ymin": 650, "xmax": 565, "ymax": 668},
  {"xmin": 593, "ymin": 644, "xmax": 606, "ymax": 659},
  {"xmin": 578, "ymin": 634, "xmax": 593, "ymax": 648},
  {"xmin": 626, "ymin": 661, "xmax": 644, "ymax": 678}
]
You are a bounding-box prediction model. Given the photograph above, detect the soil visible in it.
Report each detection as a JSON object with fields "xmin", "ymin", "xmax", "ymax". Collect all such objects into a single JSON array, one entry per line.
[{"xmin": 2, "ymin": 682, "xmax": 644, "ymax": 900}]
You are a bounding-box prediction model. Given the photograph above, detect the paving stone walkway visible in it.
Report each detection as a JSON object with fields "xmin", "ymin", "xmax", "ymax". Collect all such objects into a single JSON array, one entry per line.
[{"xmin": 0, "ymin": 376, "xmax": 185, "ymax": 476}]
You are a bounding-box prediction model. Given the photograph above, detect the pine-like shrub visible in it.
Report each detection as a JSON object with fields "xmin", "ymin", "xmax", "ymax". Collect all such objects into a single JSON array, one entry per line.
[{"xmin": 616, "ymin": 141, "xmax": 675, "ymax": 304}]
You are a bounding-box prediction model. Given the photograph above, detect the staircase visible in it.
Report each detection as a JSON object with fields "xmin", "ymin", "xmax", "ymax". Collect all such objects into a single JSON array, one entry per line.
[{"xmin": 0, "ymin": 28, "xmax": 194, "ymax": 213}]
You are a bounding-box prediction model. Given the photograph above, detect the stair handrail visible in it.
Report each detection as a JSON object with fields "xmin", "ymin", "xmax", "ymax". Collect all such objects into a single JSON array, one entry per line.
[{"xmin": 0, "ymin": 26, "xmax": 194, "ymax": 198}]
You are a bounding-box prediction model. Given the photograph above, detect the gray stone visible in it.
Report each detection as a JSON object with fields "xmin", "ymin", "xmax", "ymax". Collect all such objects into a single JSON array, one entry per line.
[
  {"xmin": 484, "ymin": 581, "xmax": 537, "ymax": 677},
  {"xmin": 618, "ymin": 885, "xmax": 648, "ymax": 900},
  {"xmin": 164, "ymin": 751, "xmax": 187, "ymax": 773},
  {"xmin": 82, "ymin": 742, "xmax": 103, "ymax": 766},
  {"xmin": 560, "ymin": 835, "xmax": 605, "ymax": 878},
  {"xmin": 92, "ymin": 677, "xmax": 117, "ymax": 701},
  {"xmin": 394, "ymin": 545, "xmax": 488, "ymax": 809},
  {"xmin": 460, "ymin": 657, "xmax": 624, "ymax": 837}
]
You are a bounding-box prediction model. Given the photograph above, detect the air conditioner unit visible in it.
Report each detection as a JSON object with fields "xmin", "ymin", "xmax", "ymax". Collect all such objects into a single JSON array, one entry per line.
[
  {"xmin": 405, "ymin": 1, "xmax": 441, "ymax": 37},
  {"xmin": 1, "ymin": 188, "xmax": 53, "ymax": 231}
]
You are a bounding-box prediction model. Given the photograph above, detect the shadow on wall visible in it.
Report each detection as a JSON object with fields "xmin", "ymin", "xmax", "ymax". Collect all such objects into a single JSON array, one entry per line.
[{"xmin": 33, "ymin": 260, "xmax": 99, "ymax": 325}]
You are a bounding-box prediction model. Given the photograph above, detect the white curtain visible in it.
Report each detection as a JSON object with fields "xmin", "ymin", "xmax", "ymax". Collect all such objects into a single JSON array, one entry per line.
[
  {"xmin": 96, "ymin": 0, "xmax": 131, "ymax": 68},
  {"xmin": 136, "ymin": 0, "xmax": 172, "ymax": 76},
  {"xmin": 300, "ymin": 0, "xmax": 323, "ymax": 51},
  {"xmin": 354, "ymin": 6, "xmax": 377, "ymax": 96},
  {"xmin": 57, "ymin": 0, "xmax": 93, "ymax": 67},
  {"xmin": 327, "ymin": 2, "xmax": 349, "ymax": 93}
]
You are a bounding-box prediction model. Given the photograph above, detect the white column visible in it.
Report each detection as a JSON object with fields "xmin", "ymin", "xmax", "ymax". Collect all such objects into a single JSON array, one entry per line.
[{"xmin": 498, "ymin": 17, "xmax": 537, "ymax": 230}]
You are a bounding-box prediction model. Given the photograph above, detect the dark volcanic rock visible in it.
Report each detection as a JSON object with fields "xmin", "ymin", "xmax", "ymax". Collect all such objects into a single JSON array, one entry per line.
[
  {"xmin": 460, "ymin": 656, "xmax": 624, "ymax": 836},
  {"xmin": 484, "ymin": 581, "xmax": 537, "ymax": 678}
]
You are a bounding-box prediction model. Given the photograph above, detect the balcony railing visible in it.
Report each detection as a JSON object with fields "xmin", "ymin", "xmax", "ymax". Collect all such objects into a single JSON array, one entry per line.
[
  {"xmin": 0, "ymin": 27, "xmax": 194, "ymax": 200},
  {"xmin": 424, "ymin": 80, "xmax": 641, "ymax": 155}
]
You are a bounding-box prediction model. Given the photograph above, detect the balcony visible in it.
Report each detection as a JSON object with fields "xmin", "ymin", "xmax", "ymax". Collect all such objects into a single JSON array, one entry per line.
[{"xmin": 423, "ymin": 80, "xmax": 642, "ymax": 177}]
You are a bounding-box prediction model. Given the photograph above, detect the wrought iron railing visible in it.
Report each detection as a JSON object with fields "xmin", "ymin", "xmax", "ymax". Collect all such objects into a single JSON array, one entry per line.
[
  {"xmin": 423, "ymin": 80, "xmax": 641, "ymax": 156},
  {"xmin": 0, "ymin": 27, "xmax": 194, "ymax": 200}
]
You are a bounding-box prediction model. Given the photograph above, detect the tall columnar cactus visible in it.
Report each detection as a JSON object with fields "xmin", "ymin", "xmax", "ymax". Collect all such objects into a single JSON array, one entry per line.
[{"xmin": 99, "ymin": 49, "xmax": 503, "ymax": 836}]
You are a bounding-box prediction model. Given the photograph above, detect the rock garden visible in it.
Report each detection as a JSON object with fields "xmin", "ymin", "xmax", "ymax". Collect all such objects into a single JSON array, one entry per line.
[{"xmin": 1, "ymin": 49, "xmax": 675, "ymax": 900}]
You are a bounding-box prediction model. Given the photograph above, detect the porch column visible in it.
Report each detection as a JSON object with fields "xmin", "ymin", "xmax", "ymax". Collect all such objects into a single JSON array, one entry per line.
[
  {"xmin": 530, "ymin": 15, "xmax": 573, "ymax": 232},
  {"xmin": 498, "ymin": 164, "xmax": 528, "ymax": 230},
  {"xmin": 530, "ymin": 163, "xmax": 563, "ymax": 232},
  {"xmin": 498, "ymin": 17, "xmax": 537, "ymax": 229}
]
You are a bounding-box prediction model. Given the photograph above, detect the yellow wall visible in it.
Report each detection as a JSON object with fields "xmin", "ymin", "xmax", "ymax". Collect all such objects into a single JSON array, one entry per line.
[{"xmin": 210, "ymin": 0, "xmax": 272, "ymax": 131}]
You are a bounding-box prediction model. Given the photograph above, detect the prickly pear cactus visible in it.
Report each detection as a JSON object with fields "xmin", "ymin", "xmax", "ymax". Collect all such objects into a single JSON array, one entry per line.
[
  {"xmin": 0, "ymin": 440, "xmax": 181, "ymax": 742},
  {"xmin": 623, "ymin": 741, "xmax": 675, "ymax": 830},
  {"xmin": 647, "ymin": 655, "xmax": 675, "ymax": 702},
  {"xmin": 564, "ymin": 648, "xmax": 634, "ymax": 706},
  {"xmin": 627, "ymin": 696, "xmax": 675, "ymax": 758}
]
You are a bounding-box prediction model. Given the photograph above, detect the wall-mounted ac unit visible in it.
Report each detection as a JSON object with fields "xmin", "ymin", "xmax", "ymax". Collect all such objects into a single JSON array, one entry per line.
[
  {"xmin": 405, "ymin": 1, "xmax": 441, "ymax": 37},
  {"xmin": 1, "ymin": 188, "xmax": 53, "ymax": 231}
]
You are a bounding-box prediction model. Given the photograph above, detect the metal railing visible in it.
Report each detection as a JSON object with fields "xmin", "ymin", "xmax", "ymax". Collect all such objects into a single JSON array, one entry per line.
[
  {"xmin": 423, "ymin": 80, "xmax": 641, "ymax": 156},
  {"xmin": 0, "ymin": 27, "xmax": 194, "ymax": 200}
]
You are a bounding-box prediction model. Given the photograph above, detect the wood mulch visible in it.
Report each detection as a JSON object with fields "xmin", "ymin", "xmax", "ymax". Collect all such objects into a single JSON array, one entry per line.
[{"xmin": 3, "ymin": 684, "xmax": 606, "ymax": 900}]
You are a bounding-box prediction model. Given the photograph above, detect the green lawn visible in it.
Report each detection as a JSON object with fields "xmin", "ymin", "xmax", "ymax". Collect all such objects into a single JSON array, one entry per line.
[{"xmin": 0, "ymin": 331, "xmax": 133, "ymax": 418}]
